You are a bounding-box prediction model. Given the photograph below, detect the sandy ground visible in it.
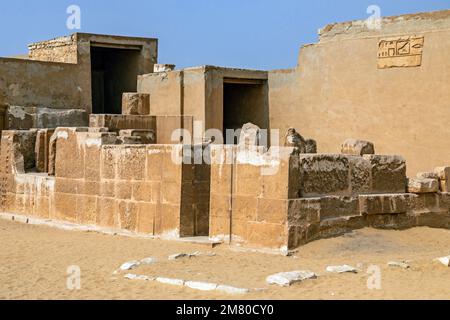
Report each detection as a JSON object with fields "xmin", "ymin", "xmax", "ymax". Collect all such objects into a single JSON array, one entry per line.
[{"xmin": 0, "ymin": 217, "xmax": 449, "ymax": 300}]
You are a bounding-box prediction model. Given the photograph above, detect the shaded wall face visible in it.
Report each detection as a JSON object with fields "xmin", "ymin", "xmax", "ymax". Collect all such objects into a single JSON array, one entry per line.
[
  {"xmin": 91, "ymin": 47, "xmax": 140, "ymax": 114},
  {"xmin": 223, "ymin": 82, "xmax": 269, "ymax": 135},
  {"xmin": 270, "ymin": 29, "xmax": 450, "ymax": 175}
]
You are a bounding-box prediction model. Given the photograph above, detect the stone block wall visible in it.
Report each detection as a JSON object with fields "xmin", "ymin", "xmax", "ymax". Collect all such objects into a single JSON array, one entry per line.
[
  {"xmin": 209, "ymin": 148, "xmax": 450, "ymax": 251},
  {"xmin": 209, "ymin": 145, "xmax": 300, "ymax": 250},
  {"xmin": 0, "ymin": 128, "xmax": 211, "ymax": 238},
  {"xmin": 0, "ymin": 128, "xmax": 449, "ymax": 252},
  {"xmin": 89, "ymin": 114, "xmax": 194, "ymax": 144}
]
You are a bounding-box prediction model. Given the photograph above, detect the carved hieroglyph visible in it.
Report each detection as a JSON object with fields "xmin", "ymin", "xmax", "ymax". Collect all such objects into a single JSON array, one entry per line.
[{"xmin": 378, "ymin": 36, "xmax": 424, "ymax": 69}]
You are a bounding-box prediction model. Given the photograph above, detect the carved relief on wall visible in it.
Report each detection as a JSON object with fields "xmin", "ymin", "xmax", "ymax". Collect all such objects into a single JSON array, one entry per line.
[{"xmin": 378, "ymin": 36, "xmax": 424, "ymax": 69}]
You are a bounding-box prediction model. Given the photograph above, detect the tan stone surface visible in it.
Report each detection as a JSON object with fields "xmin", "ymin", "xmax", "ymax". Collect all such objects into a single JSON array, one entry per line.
[
  {"xmin": 378, "ymin": 36, "xmax": 424, "ymax": 69},
  {"xmin": 359, "ymin": 194, "xmax": 410, "ymax": 215},
  {"xmin": 363, "ymin": 155, "xmax": 407, "ymax": 193},
  {"xmin": 122, "ymin": 93, "xmax": 150, "ymax": 115},
  {"xmin": 299, "ymin": 154, "xmax": 351, "ymax": 197},
  {"xmin": 341, "ymin": 139, "xmax": 375, "ymax": 156},
  {"xmin": 407, "ymin": 178, "xmax": 439, "ymax": 194}
]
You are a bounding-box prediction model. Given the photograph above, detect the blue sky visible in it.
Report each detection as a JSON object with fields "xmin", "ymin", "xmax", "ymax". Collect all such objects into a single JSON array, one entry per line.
[{"xmin": 0, "ymin": 0, "xmax": 449, "ymax": 70}]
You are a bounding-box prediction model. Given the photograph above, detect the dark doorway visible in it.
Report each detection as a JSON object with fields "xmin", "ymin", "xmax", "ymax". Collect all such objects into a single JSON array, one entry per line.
[
  {"xmin": 90, "ymin": 46, "xmax": 141, "ymax": 114},
  {"xmin": 223, "ymin": 79, "xmax": 269, "ymax": 144}
]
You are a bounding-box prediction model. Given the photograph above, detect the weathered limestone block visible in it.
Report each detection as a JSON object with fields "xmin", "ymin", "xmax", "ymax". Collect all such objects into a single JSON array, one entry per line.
[
  {"xmin": 299, "ymin": 154, "xmax": 350, "ymax": 197},
  {"xmin": 414, "ymin": 212, "xmax": 450, "ymax": 229},
  {"xmin": 417, "ymin": 172, "xmax": 439, "ymax": 180},
  {"xmin": 35, "ymin": 108, "xmax": 88, "ymax": 128},
  {"xmin": 7, "ymin": 106, "xmax": 88, "ymax": 129},
  {"xmin": 116, "ymin": 145, "xmax": 146, "ymax": 181},
  {"xmin": 341, "ymin": 139, "xmax": 375, "ymax": 156},
  {"xmin": 246, "ymin": 221, "xmax": 287, "ymax": 249},
  {"xmin": 122, "ymin": 93, "xmax": 150, "ymax": 116},
  {"xmin": 89, "ymin": 114, "xmax": 157, "ymax": 133},
  {"xmin": 209, "ymin": 145, "xmax": 235, "ymax": 195},
  {"xmin": 257, "ymin": 199, "xmax": 289, "ymax": 225},
  {"xmin": 288, "ymin": 198, "xmax": 321, "ymax": 226},
  {"xmin": 156, "ymin": 115, "xmax": 194, "ymax": 144},
  {"xmin": 119, "ymin": 129, "xmax": 156, "ymax": 144},
  {"xmin": 407, "ymin": 193, "xmax": 440, "ymax": 214},
  {"xmin": 117, "ymin": 200, "xmax": 138, "ymax": 232},
  {"xmin": 363, "ymin": 155, "xmax": 406, "ymax": 193},
  {"xmin": 439, "ymin": 193, "xmax": 450, "ymax": 210},
  {"xmin": 35, "ymin": 129, "xmax": 55, "ymax": 173},
  {"xmin": 0, "ymin": 130, "xmax": 38, "ymax": 174},
  {"xmin": 116, "ymin": 136, "xmax": 142, "ymax": 145},
  {"xmin": 288, "ymin": 223, "xmax": 320, "ymax": 248},
  {"xmin": 434, "ymin": 167, "xmax": 450, "ymax": 192},
  {"xmin": 261, "ymin": 147, "xmax": 300, "ymax": 199},
  {"xmin": 305, "ymin": 139, "xmax": 317, "ymax": 154},
  {"xmin": 366, "ymin": 213, "xmax": 415, "ymax": 230},
  {"xmin": 14, "ymin": 130, "xmax": 37, "ymax": 171},
  {"xmin": 320, "ymin": 196, "xmax": 359, "ymax": 220},
  {"xmin": 407, "ymin": 178, "xmax": 439, "ymax": 194},
  {"xmin": 359, "ymin": 194, "xmax": 410, "ymax": 215},
  {"xmin": 349, "ymin": 156, "xmax": 371, "ymax": 194},
  {"xmin": 319, "ymin": 215, "xmax": 366, "ymax": 239},
  {"xmin": 154, "ymin": 64, "xmax": 176, "ymax": 73},
  {"xmin": 434, "ymin": 166, "xmax": 450, "ymax": 181},
  {"xmin": 50, "ymin": 128, "xmax": 89, "ymax": 178},
  {"xmin": 440, "ymin": 180, "xmax": 449, "ymax": 193}
]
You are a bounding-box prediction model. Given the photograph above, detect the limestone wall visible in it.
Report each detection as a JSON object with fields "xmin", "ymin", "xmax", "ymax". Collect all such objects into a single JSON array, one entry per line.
[
  {"xmin": 0, "ymin": 129, "xmax": 209, "ymax": 238},
  {"xmin": 269, "ymin": 10, "xmax": 450, "ymax": 176},
  {"xmin": 0, "ymin": 57, "xmax": 89, "ymax": 110},
  {"xmin": 209, "ymin": 144, "xmax": 450, "ymax": 251},
  {"xmin": 137, "ymin": 66, "xmax": 268, "ymax": 140},
  {"xmin": 28, "ymin": 35, "xmax": 78, "ymax": 64},
  {"xmin": 209, "ymin": 145, "xmax": 299, "ymax": 250}
]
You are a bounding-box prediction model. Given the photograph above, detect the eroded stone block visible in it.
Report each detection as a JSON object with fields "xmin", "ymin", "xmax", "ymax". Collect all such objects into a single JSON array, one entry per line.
[
  {"xmin": 363, "ymin": 155, "xmax": 406, "ymax": 193},
  {"xmin": 122, "ymin": 93, "xmax": 150, "ymax": 116},
  {"xmin": 299, "ymin": 154, "xmax": 350, "ymax": 197},
  {"xmin": 349, "ymin": 156, "xmax": 371, "ymax": 194},
  {"xmin": 287, "ymin": 198, "xmax": 321, "ymax": 226},
  {"xmin": 359, "ymin": 194, "xmax": 410, "ymax": 215},
  {"xmin": 320, "ymin": 196, "xmax": 359, "ymax": 220},
  {"xmin": 341, "ymin": 139, "xmax": 375, "ymax": 156},
  {"xmin": 407, "ymin": 178, "xmax": 439, "ymax": 194},
  {"xmin": 119, "ymin": 129, "xmax": 156, "ymax": 144}
]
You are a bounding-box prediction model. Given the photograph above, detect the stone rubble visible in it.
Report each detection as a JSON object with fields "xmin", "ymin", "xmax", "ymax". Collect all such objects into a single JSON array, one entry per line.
[
  {"xmin": 184, "ymin": 281, "xmax": 218, "ymax": 291},
  {"xmin": 387, "ymin": 261, "xmax": 410, "ymax": 269},
  {"xmin": 120, "ymin": 261, "xmax": 141, "ymax": 271},
  {"xmin": 168, "ymin": 251, "xmax": 216, "ymax": 260},
  {"xmin": 124, "ymin": 274, "xmax": 154, "ymax": 281},
  {"xmin": 123, "ymin": 274, "xmax": 251, "ymax": 295},
  {"xmin": 436, "ymin": 256, "xmax": 450, "ymax": 267},
  {"xmin": 266, "ymin": 271, "xmax": 317, "ymax": 287},
  {"xmin": 156, "ymin": 277, "xmax": 185, "ymax": 286},
  {"xmin": 326, "ymin": 265, "xmax": 358, "ymax": 274}
]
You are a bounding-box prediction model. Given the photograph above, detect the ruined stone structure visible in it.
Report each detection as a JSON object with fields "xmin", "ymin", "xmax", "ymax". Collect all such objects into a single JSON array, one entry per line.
[{"xmin": 0, "ymin": 11, "xmax": 450, "ymax": 252}]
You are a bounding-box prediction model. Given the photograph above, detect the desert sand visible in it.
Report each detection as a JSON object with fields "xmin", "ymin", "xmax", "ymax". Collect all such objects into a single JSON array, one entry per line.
[{"xmin": 0, "ymin": 217, "xmax": 449, "ymax": 300}]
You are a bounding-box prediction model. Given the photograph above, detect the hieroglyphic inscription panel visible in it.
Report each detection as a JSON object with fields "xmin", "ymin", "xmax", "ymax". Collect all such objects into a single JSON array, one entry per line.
[{"xmin": 378, "ymin": 36, "xmax": 424, "ymax": 69}]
